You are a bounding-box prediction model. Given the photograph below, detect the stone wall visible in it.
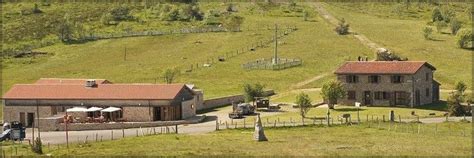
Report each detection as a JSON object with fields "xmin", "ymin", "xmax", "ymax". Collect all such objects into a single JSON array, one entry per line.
[
  {"xmin": 3, "ymin": 105, "xmax": 53, "ymax": 127},
  {"xmin": 198, "ymin": 90, "xmax": 275, "ymax": 111},
  {"xmin": 181, "ymin": 99, "xmax": 196, "ymax": 119},
  {"xmin": 40, "ymin": 116, "xmax": 206, "ymax": 131},
  {"xmin": 123, "ymin": 106, "xmax": 152, "ymax": 122}
]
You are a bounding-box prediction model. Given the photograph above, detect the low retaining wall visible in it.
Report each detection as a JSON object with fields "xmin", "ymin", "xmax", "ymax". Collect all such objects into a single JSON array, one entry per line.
[
  {"xmin": 199, "ymin": 90, "xmax": 275, "ymax": 111},
  {"xmin": 40, "ymin": 116, "xmax": 206, "ymax": 131}
]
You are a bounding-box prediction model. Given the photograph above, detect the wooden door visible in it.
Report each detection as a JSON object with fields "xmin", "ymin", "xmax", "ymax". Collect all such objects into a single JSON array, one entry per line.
[{"xmin": 19, "ymin": 112, "xmax": 26, "ymax": 126}]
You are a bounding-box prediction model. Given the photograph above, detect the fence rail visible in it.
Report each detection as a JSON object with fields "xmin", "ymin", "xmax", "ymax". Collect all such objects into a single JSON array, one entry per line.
[{"xmin": 241, "ymin": 58, "xmax": 302, "ymax": 70}]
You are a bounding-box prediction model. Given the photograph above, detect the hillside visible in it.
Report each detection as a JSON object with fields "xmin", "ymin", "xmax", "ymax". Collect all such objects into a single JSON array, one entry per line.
[{"xmin": 2, "ymin": 2, "xmax": 373, "ymax": 99}]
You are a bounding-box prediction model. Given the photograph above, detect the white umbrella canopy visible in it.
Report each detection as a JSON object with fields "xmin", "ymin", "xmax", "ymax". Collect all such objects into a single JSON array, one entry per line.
[
  {"xmin": 85, "ymin": 107, "xmax": 103, "ymax": 112},
  {"xmin": 101, "ymin": 107, "xmax": 122, "ymax": 112},
  {"xmin": 66, "ymin": 107, "xmax": 87, "ymax": 112}
]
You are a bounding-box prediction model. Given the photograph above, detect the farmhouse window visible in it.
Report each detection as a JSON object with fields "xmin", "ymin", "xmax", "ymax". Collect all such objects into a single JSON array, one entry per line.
[
  {"xmin": 382, "ymin": 92, "xmax": 391, "ymax": 100},
  {"xmin": 348, "ymin": 91, "xmax": 356, "ymax": 100},
  {"xmin": 426, "ymin": 88, "xmax": 430, "ymax": 97},
  {"xmin": 374, "ymin": 92, "xmax": 383, "ymax": 100},
  {"xmin": 346, "ymin": 75, "xmax": 359, "ymax": 83},
  {"xmin": 391, "ymin": 75, "xmax": 404, "ymax": 83},
  {"xmin": 369, "ymin": 75, "xmax": 380, "ymax": 84},
  {"xmin": 426, "ymin": 73, "xmax": 430, "ymax": 81}
]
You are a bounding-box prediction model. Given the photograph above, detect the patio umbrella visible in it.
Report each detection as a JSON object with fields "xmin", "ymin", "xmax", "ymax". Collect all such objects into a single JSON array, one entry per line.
[
  {"xmin": 85, "ymin": 107, "xmax": 103, "ymax": 112},
  {"xmin": 101, "ymin": 107, "xmax": 122, "ymax": 112},
  {"xmin": 66, "ymin": 107, "xmax": 87, "ymax": 112}
]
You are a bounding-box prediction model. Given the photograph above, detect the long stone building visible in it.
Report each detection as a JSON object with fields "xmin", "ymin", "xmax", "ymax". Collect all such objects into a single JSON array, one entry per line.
[
  {"xmin": 335, "ymin": 61, "xmax": 439, "ymax": 107},
  {"xmin": 2, "ymin": 78, "xmax": 202, "ymax": 127}
]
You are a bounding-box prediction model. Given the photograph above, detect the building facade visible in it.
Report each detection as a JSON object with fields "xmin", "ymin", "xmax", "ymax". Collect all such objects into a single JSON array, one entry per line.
[
  {"xmin": 335, "ymin": 61, "xmax": 439, "ymax": 107},
  {"xmin": 2, "ymin": 78, "xmax": 202, "ymax": 127}
]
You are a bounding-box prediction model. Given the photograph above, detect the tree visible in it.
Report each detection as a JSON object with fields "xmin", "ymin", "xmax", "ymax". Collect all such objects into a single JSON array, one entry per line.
[
  {"xmin": 296, "ymin": 92, "xmax": 312, "ymax": 118},
  {"xmin": 57, "ymin": 14, "xmax": 74, "ymax": 43},
  {"xmin": 321, "ymin": 81, "xmax": 346, "ymax": 109},
  {"xmin": 243, "ymin": 83, "xmax": 265, "ymax": 105},
  {"xmin": 447, "ymin": 81, "xmax": 468, "ymax": 116},
  {"xmin": 423, "ymin": 26, "xmax": 433, "ymax": 40},
  {"xmin": 163, "ymin": 68, "xmax": 179, "ymax": 84},
  {"xmin": 450, "ymin": 19, "xmax": 462, "ymax": 35},
  {"xmin": 335, "ymin": 18, "xmax": 349, "ymax": 35},
  {"xmin": 222, "ymin": 15, "xmax": 244, "ymax": 32},
  {"xmin": 435, "ymin": 20, "xmax": 447, "ymax": 33},
  {"xmin": 432, "ymin": 7, "xmax": 443, "ymax": 22},
  {"xmin": 455, "ymin": 81, "xmax": 467, "ymax": 96},
  {"xmin": 456, "ymin": 29, "xmax": 473, "ymax": 48}
]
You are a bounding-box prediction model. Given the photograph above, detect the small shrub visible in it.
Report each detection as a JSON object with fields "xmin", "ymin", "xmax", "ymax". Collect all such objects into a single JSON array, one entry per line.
[
  {"xmin": 435, "ymin": 20, "xmax": 447, "ymax": 33},
  {"xmin": 450, "ymin": 19, "xmax": 461, "ymax": 35},
  {"xmin": 296, "ymin": 92, "xmax": 312, "ymax": 118},
  {"xmin": 432, "ymin": 7, "xmax": 443, "ymax": 22},
  {"xmin": 335, "ymin": 18, "xmax": 349, "ymax": 35},
  {"xmin": 456, "ymin": 29, "xmax": 473, "ymax": 48},
  {"xmin": 32, "ymin": 3, "xmax": 42, "ymax": 14},
  {"xmin": 31, "ymin": 137, "xmax": 43, "ymax": 154},
  {"xmin": 422, "ymin": 26, "xmax": 433, "ymax": 40}
]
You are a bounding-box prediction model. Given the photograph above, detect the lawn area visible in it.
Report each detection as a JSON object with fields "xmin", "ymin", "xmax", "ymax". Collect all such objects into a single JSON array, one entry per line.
[
  {"xmin": 316, "ymin": 2, "xmax": 472, "ymax": 90},
  {"xmin": 2, "ymin": 122, "xmax": 471, "ymax": 157}
]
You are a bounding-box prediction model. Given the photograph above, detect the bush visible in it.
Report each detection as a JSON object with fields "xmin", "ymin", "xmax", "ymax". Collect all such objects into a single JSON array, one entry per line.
[
  {"xmin": 422, "ymin": 26, "xmax": 433, "ymax": 40},
  {"xmin": 450, "ymin": 19, "xmax": 461, "ymax": 35},
  {"xmin": 32, "ymin": 3, "xmax": 42, "ymax": 14},
  {"xmin": 432, "ymin": 7, "xmax": 443, "ymax": 22},
  {"xmin": 335, "ymin": 18, "xmax": 349, "ymax": 35},
  {"xmin": 221, "ymin": 15, "xmax": 244, "ymax": 32},
  {"xmin": 32, "ymin": 137, "xmax": 43, "ymax": 154},
  {"xmin": 110, "ymin": 6, "xmax": 133, "ymax": 21},
  {"xmin": 435, "ymin": 20, "xmax": 447, "ymax": 33},
  {"xmin": 456, "ymin": 29, "xmax": 473, "ymax": 48}
]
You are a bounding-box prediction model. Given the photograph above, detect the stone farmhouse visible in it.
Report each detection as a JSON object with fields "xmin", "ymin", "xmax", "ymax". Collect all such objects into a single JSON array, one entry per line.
[
  {"xmin": 2, "ymin": 78, "xmax": 203, "ymax": 127},
  {"xmin": 335, "ymin": 61, "xmax": 440, "ymax": 107}
]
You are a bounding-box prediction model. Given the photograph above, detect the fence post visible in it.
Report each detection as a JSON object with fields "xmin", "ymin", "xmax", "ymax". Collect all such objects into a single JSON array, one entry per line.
[
  {"xmin": 225, "ymin": 121, "xmax": 228, "ymax": 129},
  {"xmin": 243, "ymin": 118, "xmax": 246, "ymax": 128},
  {"xmin": 176, "ymin": 125, "xmax": 178, "ymax": 134},
  {"xmin": 417, "ymin": 124, "xmax": 420, "ymax": 134},
  {"xmin": 274, "ymin": 120, "xmax": 277, "ymax": 127},
  {"xmin": 383, "ymin": 115, "xmax": 385, "ymax": 122},
  {"xmin": 399, "ymin": 115, "xmax": 402, "ymax": 123},
  {"xmin": 111, "ymin": 130, "xmax": 114, "ymax": 140},
  {"xmin": 216, "ymin": 119, "xmax": 219, "ymax": 131}
]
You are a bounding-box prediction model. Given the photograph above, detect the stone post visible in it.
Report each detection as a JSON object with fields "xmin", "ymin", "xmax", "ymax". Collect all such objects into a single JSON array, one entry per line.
[{"xmin": 254, "ymin": 114, "xmax": 268, "ymax": 141}]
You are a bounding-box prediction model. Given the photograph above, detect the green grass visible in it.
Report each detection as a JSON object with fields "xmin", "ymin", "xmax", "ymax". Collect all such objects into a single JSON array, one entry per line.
[
  {"xmin": 2, "ymin": 122, "xmax": 471, "ymax": 156},
  {"xmin": 2, "ymin": 3, "xmax": 372, "ymax": 99},
  {"xmin": 317, "ymin": 2, "xmax": 472, "ymax": 90},
  {"xmin": 256, "ymin": 105, "xmax": 447, "ymax": 125}
]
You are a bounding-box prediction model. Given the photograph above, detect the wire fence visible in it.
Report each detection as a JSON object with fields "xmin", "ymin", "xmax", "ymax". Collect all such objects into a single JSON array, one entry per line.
[
  {"xmin": 180, "ymin": 25, "xmax": 298, "ymax": 73},
  {"xmin": 215, "ymin": 115, "xmax": 472, "ymax": 138}
]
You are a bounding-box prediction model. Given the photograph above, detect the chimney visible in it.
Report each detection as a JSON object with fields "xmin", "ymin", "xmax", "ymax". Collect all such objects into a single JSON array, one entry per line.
[{"xmin": 85, "ymin": 79, "xmax": 97, "ymax": 88}]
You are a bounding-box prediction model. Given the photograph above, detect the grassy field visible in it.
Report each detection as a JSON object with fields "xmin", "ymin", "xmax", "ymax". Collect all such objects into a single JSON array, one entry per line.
[
  {"xmin": 1, "ymin": 122, "xmax": 471, "ymax": 157},
  {"xmin": 2, "ymin": 2, "xmax": 373, "ymax": 99},
  {"xmin": 315, "ymin": 2, "xmax": 472, "ymax": 90}
]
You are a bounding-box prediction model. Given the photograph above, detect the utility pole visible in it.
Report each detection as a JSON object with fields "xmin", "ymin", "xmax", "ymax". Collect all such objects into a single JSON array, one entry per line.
[{"xmin": 36, "ymin": 100, "xmax": 41, "ymax": 140}]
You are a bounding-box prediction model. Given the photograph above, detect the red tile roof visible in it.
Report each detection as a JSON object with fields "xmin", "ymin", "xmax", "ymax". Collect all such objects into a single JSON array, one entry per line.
[
  {"xmin": 334, "ymin": 61, "xmax": 435, "ymax": 75},
  {"xmin": 35, "ymin": 78, "xmax": 110, "ymax": 85},
  {"xmin": 3, "ymin": 83, "xmax": 189, "ymax": 100}
]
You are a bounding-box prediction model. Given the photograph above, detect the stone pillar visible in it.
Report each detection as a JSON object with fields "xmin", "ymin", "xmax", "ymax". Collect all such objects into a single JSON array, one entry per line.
[{"xmin": 254, "ymin": 114, "xmax": 268, "ymax": 141}]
